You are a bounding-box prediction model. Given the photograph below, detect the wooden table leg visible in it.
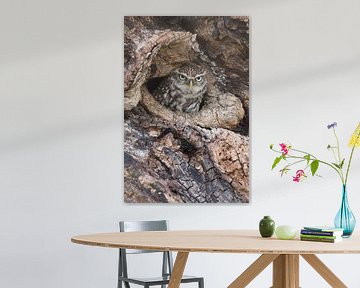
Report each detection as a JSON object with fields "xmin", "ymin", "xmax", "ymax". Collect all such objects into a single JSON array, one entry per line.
[
  {"xmin": 301, "ymin": 254, "xmax": 347, "ymax": 288},
  {"xmin": 168, "ymin": 252, "xmax": 189, "ymax": 288},
  {"xmin": 228, "ymin": 254, "xmax": 279, "ymax": 288},
  {"xmin": 272, "ymin": 254, "xmax": 299, "ymax": 288}
]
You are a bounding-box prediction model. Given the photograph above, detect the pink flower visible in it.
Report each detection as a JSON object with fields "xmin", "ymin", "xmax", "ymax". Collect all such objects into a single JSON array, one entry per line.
[
  {"xmin": 279, "ymin": 143, "xmax": 289, "ymax": 155},
  {"xmin": 293, "ymin": 170, "xmax": 306, "ymax": 182}
]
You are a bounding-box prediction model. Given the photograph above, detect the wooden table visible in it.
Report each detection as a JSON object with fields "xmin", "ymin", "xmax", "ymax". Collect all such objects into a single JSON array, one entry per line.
[{"xmin": 71, "ymin": 230, "xmax": 360, "ymax": 288}]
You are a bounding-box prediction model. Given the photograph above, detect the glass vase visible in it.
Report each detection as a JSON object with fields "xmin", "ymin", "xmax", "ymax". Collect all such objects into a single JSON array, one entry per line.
[{"xmin": 334, "ymin": 185, "xmax": 356, "ymax": 237}]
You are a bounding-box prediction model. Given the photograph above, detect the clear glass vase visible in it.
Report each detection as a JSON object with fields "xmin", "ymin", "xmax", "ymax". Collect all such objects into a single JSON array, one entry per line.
[{"xmin": 334, "ymin": 185, "xmax": 356, "ymax": 237}]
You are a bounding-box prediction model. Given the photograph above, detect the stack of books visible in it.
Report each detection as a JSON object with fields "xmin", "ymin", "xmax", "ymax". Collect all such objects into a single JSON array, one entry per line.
[{"xmin": 300, "ymin": 226, "xmax": 344, "ymax": 243}]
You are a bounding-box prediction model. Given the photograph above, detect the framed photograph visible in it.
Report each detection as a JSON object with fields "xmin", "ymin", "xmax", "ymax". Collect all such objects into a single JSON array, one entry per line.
[{"xmin": 124, "ymin": 16, "xmax": 249, "ymax": 203}]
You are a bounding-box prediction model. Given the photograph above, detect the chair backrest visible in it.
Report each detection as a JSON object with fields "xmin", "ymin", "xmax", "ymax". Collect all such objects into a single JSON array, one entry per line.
[
  {"xmin": 118, "ymin": 220, "xmax": 174, "ymax": 284},
  {"xmin": 120, "ymin": 220, "xmax": 168, "ymax": 232},
  {"xmin": 119, "ymin": 220, "xmax": 169, "ymax": 254}
]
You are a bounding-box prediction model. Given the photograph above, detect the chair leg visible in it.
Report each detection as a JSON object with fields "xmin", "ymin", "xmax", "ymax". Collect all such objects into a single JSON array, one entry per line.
[
  {"xmin": 118, "ymin": 278, "xmax": 130, "ymax": 288},
  {"xmin": 118, "ymin": 249, "xmax": 122, "ymax": 288},
  {"xmin": 199, "ymin": 278, "xmax": 204, "ymax": 288}
]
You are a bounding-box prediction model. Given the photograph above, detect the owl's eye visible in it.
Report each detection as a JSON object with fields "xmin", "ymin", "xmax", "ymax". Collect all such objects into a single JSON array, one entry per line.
[
  {"xmin": 178, "ymin": 74, "xmax": 186, "ymax": 81},
  {"xmin": 195, "ymin": 76, "xmax": 203, "ymax": 82}
]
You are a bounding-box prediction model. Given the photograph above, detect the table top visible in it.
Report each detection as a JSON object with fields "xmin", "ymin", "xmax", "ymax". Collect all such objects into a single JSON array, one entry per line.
[{"xmin": 71, "ymin": 230, "xmax": 360, "ymax": 254}]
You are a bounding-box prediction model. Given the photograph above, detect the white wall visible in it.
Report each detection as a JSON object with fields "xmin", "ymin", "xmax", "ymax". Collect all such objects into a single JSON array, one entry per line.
[{"xmin": 1, "ymin": 0, "xmax": 360, "ymax": 287}]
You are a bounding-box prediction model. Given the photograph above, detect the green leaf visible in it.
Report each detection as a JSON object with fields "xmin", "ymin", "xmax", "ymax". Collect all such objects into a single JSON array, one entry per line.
[
  {"xmin": 310, "ymin": 160, "xmax": 319, "ymax": 176},
  {"xmin": 332, "ymin": 163, "xmax": 341, "ymax": 169},
  {"xmin": 271, "ymin": 156, "xmax": 282, "ymax": 170},
  {"xmin": 339, "ymin": 158, "xmax": 345, "ymax": 169},
  {"xmin": 332, "ymin": 159, "xmax": 345, "ymax": 169},
  {"xmin": 304, "ymin": 154, "xmax": 311, "ymax": 164},
  {"xmin": 270, "ymin": 144, "xmax": 274, "ymax": 149},
  {"xmin": 280, "ymin": 167, "xmax": 290, "ymax": 177}
]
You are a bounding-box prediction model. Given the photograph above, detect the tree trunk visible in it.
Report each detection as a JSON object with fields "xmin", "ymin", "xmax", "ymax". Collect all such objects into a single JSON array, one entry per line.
[{"xmin": 124, "ymin": 16, "xmax": 249, "ymax": 203}]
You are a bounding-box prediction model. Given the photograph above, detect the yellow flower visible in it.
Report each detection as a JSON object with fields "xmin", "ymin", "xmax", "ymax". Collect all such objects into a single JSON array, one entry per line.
[{"xmin": 349, "ymin": 122, "xmax": 360, "ymax": 148}]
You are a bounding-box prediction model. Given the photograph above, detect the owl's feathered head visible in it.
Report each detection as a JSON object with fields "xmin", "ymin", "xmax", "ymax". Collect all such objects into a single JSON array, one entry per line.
[{"xmin": 171, "ymin": 63, "xmax": 207, "ymax": 90}]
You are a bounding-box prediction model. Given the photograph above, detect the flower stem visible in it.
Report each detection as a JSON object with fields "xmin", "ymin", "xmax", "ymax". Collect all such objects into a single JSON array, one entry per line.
[
  {"xmin": 289, "ymin": 148, "xmax": 344, "ymax": 182},
  {"xmin": 286, "ymin": 155, "xmax": 344, "ymax": 182},
  {"xmin": 345, "ymin": 129, "xmax": 360, "ymax": 185},
  {"xmin": 345, "ymin": 145, "xmax": 356, "ymax": 185},
  {"xmin": 291, "ymin": 148, "xmax": 317, "ymax": 159},
  {"xmin": 270, "ymin": 147, "xmax": 344, "ymax": 182},
  {"xmin": 284, "ymin": 159, "xmax": 306, "ymax": 169},
  {"xmin": 333, "ymin": 128, "xmax": 345, "ymax": 181},
  {"xmin": 330, "ymin": 148, "xmax": 338, "ymax": 164},
  {"xmin": 333, "ymin": 128, "xmax": 342, "ymax": 163}
]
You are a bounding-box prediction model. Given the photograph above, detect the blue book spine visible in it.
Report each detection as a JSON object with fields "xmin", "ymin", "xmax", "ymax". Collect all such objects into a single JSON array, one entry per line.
[{"xmin": 300, "ymin": 229, "xmax": 337, "ymax": 236}]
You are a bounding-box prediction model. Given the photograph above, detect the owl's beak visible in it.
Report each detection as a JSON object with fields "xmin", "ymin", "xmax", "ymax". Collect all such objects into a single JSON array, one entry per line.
[{"xmin": 188, "ymin": 80, "xmax": 193, "ymax": 88}]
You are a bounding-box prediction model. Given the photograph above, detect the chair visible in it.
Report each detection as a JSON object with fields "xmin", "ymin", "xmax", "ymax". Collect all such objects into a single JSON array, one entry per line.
[{"xmin": 118, "ymin": 220, "xmax": 204, "ymax": 288}]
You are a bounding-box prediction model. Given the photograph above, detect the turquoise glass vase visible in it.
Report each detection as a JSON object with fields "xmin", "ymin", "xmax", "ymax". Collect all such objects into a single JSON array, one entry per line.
[{"xmin": 334, "ymin": 185, "xmax": 356, "ymax": 237}]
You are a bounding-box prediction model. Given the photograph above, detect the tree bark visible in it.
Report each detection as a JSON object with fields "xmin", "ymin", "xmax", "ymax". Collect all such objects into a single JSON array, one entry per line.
[{"xmin": 124, "ymin": 16, "xmax": 249, "ymax": 203}]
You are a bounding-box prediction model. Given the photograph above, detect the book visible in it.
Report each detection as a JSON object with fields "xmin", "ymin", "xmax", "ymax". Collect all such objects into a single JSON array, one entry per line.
[
  {"xmin": 303, "ymin": 226, "xmax": 343, "ymax": 232},
  {"xmin": 301, "ymin": 229, "xmax": 343, "ymax": 237},
  {"xmin": 302, "ymin": 226, "xmax": 343, "ymax": 237},
  {"xmin": 300, "ymin": 236, "xmax": 343, "ymax": 243},
  {"xmin": 300, "ymin": 234, "xmax": 342, "ymax": 240}
]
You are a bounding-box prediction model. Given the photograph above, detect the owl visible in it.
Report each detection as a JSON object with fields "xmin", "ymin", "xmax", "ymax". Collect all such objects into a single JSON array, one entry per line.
[{"xmin": 153, "ymin": 63, "xmax": 207, "ymax": 113}]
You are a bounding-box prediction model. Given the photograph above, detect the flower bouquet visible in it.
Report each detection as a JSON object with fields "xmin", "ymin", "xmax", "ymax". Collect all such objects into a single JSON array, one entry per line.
[{"xmin": 270, "ymin": 122, "xmax": 360, "ymax": 237}]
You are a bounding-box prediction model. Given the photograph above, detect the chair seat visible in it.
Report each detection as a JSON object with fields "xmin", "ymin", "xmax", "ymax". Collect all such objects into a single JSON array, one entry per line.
[{"xmin": 119, "ymin": 275, "xmax": 203, "ymax": 286}]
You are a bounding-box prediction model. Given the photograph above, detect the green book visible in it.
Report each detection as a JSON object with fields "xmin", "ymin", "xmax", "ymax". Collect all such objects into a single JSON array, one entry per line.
[
  {"xmin": 300, "ymin": 235, "xmax": 342, "ymax": 243},
  {"xmin": 300, "ymin": 234, "xmax": 340, "ymax": 240}
]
